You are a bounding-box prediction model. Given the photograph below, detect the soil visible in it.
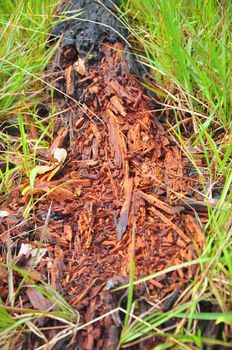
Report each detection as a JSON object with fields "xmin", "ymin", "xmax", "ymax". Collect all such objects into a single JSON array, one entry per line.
[{"xmin": 0, "ymin": 1, "xmax": 207, "ymax": 349}]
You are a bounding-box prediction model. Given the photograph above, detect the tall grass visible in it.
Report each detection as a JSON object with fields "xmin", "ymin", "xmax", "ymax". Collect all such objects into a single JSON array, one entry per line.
[
  {"xmin": 0, "ymin": 1, "xmax": 79, "ymax": 347},
  {"xmin": 0, "ymin": 0, "xmax": 59, "ymax": 195},
  {"xmin": 119, "ymin": 0, "xmax": 232, "ymax": 348},
  {"xmin": 0, "ymin": 0, "xmax": 58, "ymax": 118},
  {"xmin": 122, "ymin": 0, "xmax": 231, "ymax": 124}
]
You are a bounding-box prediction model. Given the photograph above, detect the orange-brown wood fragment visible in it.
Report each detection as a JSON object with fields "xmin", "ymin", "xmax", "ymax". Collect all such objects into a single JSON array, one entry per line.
[
  {"xmin": 65, "ymin": 65, "xmax": 75, "ymax": 95},
  {"xmin": 108, "ymin": 79, "xmax": 135, "ymax": 102},
  {"xmin": 64, "ymin": 224, "xmax": 73, "ymax": 241},
  {"xmin": 107, "ymin": 108, "xmax": 127, "ymax": 170},
  {"xmin": 45, "ymin": 230, "xmax": 69, "ymax": 246},
  {"xmin": 72, "ymin": 159, "xmax": 98, "ymax": 166},
  {"xmin": 70, "ymin": 279, "xmax": 96, "ymax": 305},
  {"xmin": 127, "ymin": 122, "xmax": 141, "ymax": 152},
  {"xmin": 137, "ymin": 190, "xmax": 175, "ymax": 215},
  {"xmin": 185, "ymin": 215, "xmax": 205, "ymax": 249},
  {"xmin": 51, "ymin": 245, "xmax": 64, "ymax": 292},
  {"xmin": 110, "ymin": 95, "xmax": 126, "ymax": 116},
  {"xmin": 105, "ymin": 163, "xmax": 119, "ymax": 201},
  {"xmin": 28, "ymin": 116, "xmax": 39, "ymax": 140},
  {"xmin": 88, "ymin": 85, "xmax": 99, "ymax": 94},
  {"xmin": 149, "ymin": 279, "xmax": 163, "ymax": 289},
  {"xmin": 48, "ymin": 127, "xmax": 68, "ymax": 155},
  {"xmin": 90, "ymin": 123, "xmax": 102, "ymax": 142},
  {"xmin": 150, "ymin": 206, "xmax": 191, "ymax": 243},
  {"xmin": 78, "ymin": 201, "xmax": 97, "ymax": 249},
  {"xmin": 36, "ymin": 183, "xmax": 75, "ymax": 202},
  {"xmin": 167, "ymin": 232, "xmax": 174, "ymax": 243}
]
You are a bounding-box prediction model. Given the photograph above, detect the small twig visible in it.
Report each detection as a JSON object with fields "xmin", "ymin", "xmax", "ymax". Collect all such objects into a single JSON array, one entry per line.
[{"xmin": 7, "ymin": 223, "xmax": 15, "ymax": 307}]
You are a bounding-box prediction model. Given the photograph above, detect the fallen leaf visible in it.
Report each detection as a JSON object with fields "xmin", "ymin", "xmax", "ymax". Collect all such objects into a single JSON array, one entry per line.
[
  {"xmin": 18, "ymin": 243, "xmax": 33, "ymax": 256},
  {"xmin": 26, "ymin": 147, "xmax": 68, "ymax": 191},
  {"xmin": 0, "ymin": 210, "xmax": 9, "ymax": 218},
  {"xmin": 46, "ymin": 147, "xmax": 67, "ymax": 181},
  {"xmin": 53, "ymin": 148, "xmax": 67, "ymax": 164},
  {"xmin": 27, "ymin": 247, "xmax": 47, "ymax": 269},
  {"xmin": 73, "ymin": 57, "xmax": 86, "ymax": 76},
  {"xmin": 26, "ymin": 286, "xmax": 51, "ymax": 311},
  {"xmin": 29, "ymin": 165, "xmax": 57, "ymax": 191},
  {"xmin": 17, "ymin": 243, "xmax": 47, "ymax": 269}
]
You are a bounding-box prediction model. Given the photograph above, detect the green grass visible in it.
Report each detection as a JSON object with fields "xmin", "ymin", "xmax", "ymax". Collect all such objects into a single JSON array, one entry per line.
[
  {"xmin": 0, "ymin": 0, "xmax": 57, "ymax": 118},
  {"xmin": 118, "ymin": 0, "xmax": 232, "ymax": 348},
  {"xmin": 0, "ymin": 0, "xmax": 58, "ymax": 196},
  {"xmin": 0, "ymin": 0, "xmax": 80, "ymax": 347}
]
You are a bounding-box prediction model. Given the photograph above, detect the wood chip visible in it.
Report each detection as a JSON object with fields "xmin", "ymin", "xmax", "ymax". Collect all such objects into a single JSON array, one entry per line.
[
  {"xmin": 150, "ymin": 206, "xmax": 190, "ymax": 243},
  {"xmin": 65, "ymin": 65, "xmax": 75, "ymax": 95},
  {"xmin": 137, "ymin": 190, "xmax": 175, "ymax": 215},
  {"xmin": 116, "ymin": 177, "xmax": 134, "ymax": 239}
]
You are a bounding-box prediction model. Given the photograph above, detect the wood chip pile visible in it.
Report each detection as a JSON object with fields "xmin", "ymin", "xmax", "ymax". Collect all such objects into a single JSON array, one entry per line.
[{"xmin": 0, "ymin": 1, "xmax": 206, "ymax": 348}]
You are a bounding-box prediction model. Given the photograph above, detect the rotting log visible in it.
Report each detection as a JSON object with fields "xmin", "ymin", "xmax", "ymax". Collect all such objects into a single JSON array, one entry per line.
[{"xmin": 0, "ymin": 1, "xmax": 206, "ymax": 349}]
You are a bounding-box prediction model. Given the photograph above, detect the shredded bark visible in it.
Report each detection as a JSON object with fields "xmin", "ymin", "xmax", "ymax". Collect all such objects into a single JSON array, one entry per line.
[{"xmin": 0, "ymin": 1, "xmax": 207, "ymax": 349}]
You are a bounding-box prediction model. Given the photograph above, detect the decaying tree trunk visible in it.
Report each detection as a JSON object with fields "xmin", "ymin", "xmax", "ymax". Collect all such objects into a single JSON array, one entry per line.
[{"xmin": 0, "ymin": 1, "xmax": 206, "ymax": 349}]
